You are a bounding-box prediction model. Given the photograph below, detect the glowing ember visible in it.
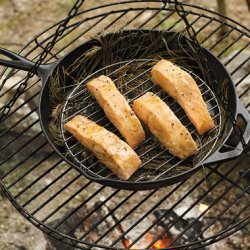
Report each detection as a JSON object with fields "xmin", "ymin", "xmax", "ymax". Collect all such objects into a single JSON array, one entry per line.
[
  {"xmin": 152, "ymin": 233, "xmax": 173, "ymax": 249},
  {"xmin": 122, "ymin": 233, "xmax": 174, "ymax": 249},
  {"xmin": 122, "ymin": 238, "xmax": 132, "ymax": 249}
]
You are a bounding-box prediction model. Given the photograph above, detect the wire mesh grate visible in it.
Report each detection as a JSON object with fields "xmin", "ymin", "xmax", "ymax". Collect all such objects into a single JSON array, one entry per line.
[{"xmin": 61, "ymin": 59, "xmax": 221, "ymax": 182}]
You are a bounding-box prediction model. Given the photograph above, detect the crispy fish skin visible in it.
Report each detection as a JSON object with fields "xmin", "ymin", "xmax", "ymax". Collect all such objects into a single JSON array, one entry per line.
[
  {"xmin": 64, "ymin": 115, "xmax": 142, "ymax": 180},
  {"xmin": 151, "ymin": 59, "xmax": 215, "ymax": 135},
  {"xmin": 86, "ymin": 75, "xmax": 145, "ymax": 148},
  {"xmin": 133, "ymin": 92, "xmax": 198, "ymax": 160}
]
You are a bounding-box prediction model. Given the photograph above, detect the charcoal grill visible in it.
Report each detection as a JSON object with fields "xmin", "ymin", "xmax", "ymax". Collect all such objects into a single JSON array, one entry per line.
[{"xmin": 0, "ymin": 0, "xmax": 249, "ymax": 249}]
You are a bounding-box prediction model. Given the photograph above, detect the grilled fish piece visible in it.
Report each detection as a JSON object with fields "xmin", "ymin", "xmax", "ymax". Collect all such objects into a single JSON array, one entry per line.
[
  {"xmin": 64, "ymin": 115, "xmax": 142, "ymax": 180},
  {"xmin": 151, "ymin": 59, "xmax": 215, "ymax": 135},
  {"xmin": 86, "ymin": 75, "xmax": 145, "ymax": 148},
  {"xmin": 133, "ymin": 92, "xmax": 198, "ymax": 160}
]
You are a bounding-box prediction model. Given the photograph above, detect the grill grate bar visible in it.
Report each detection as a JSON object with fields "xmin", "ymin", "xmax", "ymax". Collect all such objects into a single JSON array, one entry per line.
[
  {"xmin": 21, "ymin": 162, "xmax": 70, "ymax": 208},
  {"xmin": 0, "ymin": 90, "xmax": 39, "ymax": 123},
  {"xmin": 182, "ymin": 15, "xmax": 203, "ymax": 33},
  {"xmin": 0, "ymin": 119, "xmax": 39, "ymax": 152},
  {"xmin": 224, "ymin": 42, "xmax": 250, "ymax": 66},
  {"xmin": 109, "ymin": 166, "xmax": 215, "ymax": 248},
  {"xmin": 0, "ymin": 131, "xmax": 43, "ymax": 166},
  {"xmin": 144, "ymin": 168, "xmax": 248, "ymax": 249},
  {"xmin": 168, "ymin": 177, "xmax": 249, "ymax": 247},
  {"xmin": 104, "ymin": 11, "xmax": 129, "ymax": 29},
  {"xmin": 0, "ymin": 107, "xmax": 37, "ymax": 138},
  {"xmin": 239, "ymin": 86, "xmax": 250, "ymax": 98},
  {"xmin": 14, "ymin": 158, "xmax": 63, "ymax": 199},
  {"xmin": 152, "ymin": 9, "xmax": 176, "ymax": 29},
  {"xmin": 121, "ymin": 9, "xmax": 148, "ymax": 29},
  {"xmin": 30, "ymin": 168, "xmax": 80, "ymax": 215},
  {"xmin": 203, "ymin": 217, "xmax": 250, "ymax": 249},
  {"xmin": 76, "ymin": 190, "xmax": 140, "ymax": 240},
  {"xmin": 176, "ymin": 211, "xmax": 250, "ymax": 249},
  {"xmin": 0, "ymin": 11, "xmax": 131, "ymax": 98},
  {"xmin": 206, "ymin": 165, "xmax": 249, "ymax": 194},
  {"xmin": 183, "ymin": 188, "xmax": 249, "ymax": 248},
  {"xmin": 41, "ymin": 180, "xmax": 95, "ymax": 223},
  {"xmin": 236, "ymin": 71, "xmax": 250, "ymax": 87},
  {"xmin": 7, "ymin": 151, "xmax": 55, "ymax": 189},
  {"xmin": 231, "ymin": 56, "xmax": 250, "ymax": 76},
  {"xmin": 167, "ymin": 16, "xmax": 185, "ymax": 32},
  {"xmin": 138, "ymin": 7, "xmax": 164, "ymax": 28},
  {"xmin": 217, "ymin": 33, "xmax": 245, "ymax": 58},
  {"xmin": 208, "ymin": 27, "xmax": 236, "ymax": 51},
  {"xmin": 0, "ymin": 3, "xmax": 249, "ymax": 249},
  {"xmin": 53, "ymin": 186, "xmax": 116, "ymax": 229},
  {"xmin": 94, "ymin": 179, "xmax": 187, "ymax": 245},
  {"xmin": 128, "ymin": 160, "xmax": 238, "ymax": 248},
  {"xmin": 200, "ymin": 22, "xmax": 226, "ymax": 44},
  {"xmin": 205, "ymin": 203, "xmax": 250, "ymax": 247},
  {"xmin": 191, "ymin": 18, "xmax": 214, "ymax": 37},
  {"xmin": 0, "ymin": 75, "xmax": 31, "ymax": 102},
  {"xmin": 1, "ymin": 141, "xmax": 48, "ymax": 179}
]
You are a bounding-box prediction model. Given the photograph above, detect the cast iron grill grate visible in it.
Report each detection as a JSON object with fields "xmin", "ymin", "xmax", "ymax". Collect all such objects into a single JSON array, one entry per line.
[{"xmin": 0, "ymin": 1, "xmax": 249, "ymax": 249}]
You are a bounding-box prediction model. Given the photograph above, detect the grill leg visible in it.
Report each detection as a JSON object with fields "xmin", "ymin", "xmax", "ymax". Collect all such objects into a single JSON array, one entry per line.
[{"xmin": 217, "ymin": 0, "xmax": 228, "ymax": 37}]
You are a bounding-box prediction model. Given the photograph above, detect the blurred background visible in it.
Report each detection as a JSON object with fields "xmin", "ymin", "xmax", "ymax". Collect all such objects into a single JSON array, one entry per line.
[{"xmin": 0, "ymin": 0, "xmax": 249, "ymax": 249}]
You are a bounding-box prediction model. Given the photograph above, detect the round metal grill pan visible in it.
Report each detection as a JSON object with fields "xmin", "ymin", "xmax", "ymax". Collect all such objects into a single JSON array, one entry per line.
[
  {"xmin": 0, "ymin": 27, "xmax": 247, "ymax": 190},
  {"xmin": 61, "ymin": 59, "xmax": 221, "ymax": 186}
]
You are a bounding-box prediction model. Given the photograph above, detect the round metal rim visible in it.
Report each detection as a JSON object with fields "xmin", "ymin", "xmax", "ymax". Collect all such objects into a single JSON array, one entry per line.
[
  {"xmin": 0, "ymin": 2, "xmax": 249, "ymax": 249},
  {"xmin": 1, "ymin": 179, "xmax": 248, "ymax": 250},
  {"xmin": 60, "ymin": 58, "xmax": 222, "ymax": 189}
]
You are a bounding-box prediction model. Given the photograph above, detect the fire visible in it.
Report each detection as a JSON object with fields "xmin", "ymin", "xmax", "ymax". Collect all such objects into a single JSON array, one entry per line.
[
  {"xmin": 122, "ymin": 233, "xmax": 174, "ymax": 249},
  {"xmin": 122, "ymin": 238, "xmax": 132, "ymax": 249},
  {"xmin": 151, "ymin": 233, "xmax": 173, "ymax": 249}
]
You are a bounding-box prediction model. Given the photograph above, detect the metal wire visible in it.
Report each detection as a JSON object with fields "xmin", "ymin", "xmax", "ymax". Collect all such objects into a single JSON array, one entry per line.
[{"xmin": 61, "ymin": 59, "xmax": 221, "ymax": 182}]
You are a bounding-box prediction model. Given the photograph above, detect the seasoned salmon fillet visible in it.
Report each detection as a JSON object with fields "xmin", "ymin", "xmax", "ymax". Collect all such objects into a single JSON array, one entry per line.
[
  {"xmin": 64, "ymin": 115, "xmax": 142, "ymax": 180},
  {"xmin": 151, "ymin": 59, "xmax": 215, "ymax": 135},
  {"xmin": 133, "ymin": 92, "xmax": 198, "ymax": 160},
  {"xmin": 86, "ymin": 75, "xmax": 145, "ymax": 148}
]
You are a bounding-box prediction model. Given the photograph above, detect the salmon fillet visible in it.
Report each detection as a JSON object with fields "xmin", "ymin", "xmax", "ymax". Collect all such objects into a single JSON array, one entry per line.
[
  {"xmin": 64, "ymin": 115, "xmax": 142, "ymax": 180},
  {"xmin": 133, "ymin": 92, "xmax": 198, "ymax": 160},
  {"xmin": 151, "ymin": 59, "xmax": 215, "ymax": 135},
  {"xmin": 86, "ymin": 75, "xmax": 145, "ymax": 148}
]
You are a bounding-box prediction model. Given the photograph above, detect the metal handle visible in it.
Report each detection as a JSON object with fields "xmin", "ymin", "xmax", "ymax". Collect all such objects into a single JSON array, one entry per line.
[
  {"xmin": 0, "ymin": 48, "xmax": 37, "ymax": 73},
  {"xmin": 201, "ymin": 97, "xmax": 250, "ymax": 165}
]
